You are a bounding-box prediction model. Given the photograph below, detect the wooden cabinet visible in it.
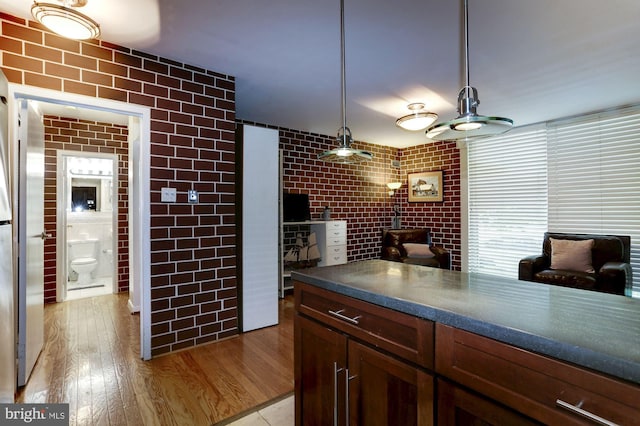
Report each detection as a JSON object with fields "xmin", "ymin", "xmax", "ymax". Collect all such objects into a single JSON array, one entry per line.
[
  {"xmin": 294, "ymin": 281, "xmax": 640, "ymax": 425},
  {"xmin": 437, "ymin": 378, "xmax": 541, "ymax": 426},
  {"xmin": 436, "ymin": 323, "xmax": 640, "ymax": 425},
  {"xmin": 295, "ymin": 282, "xmax": 435, "ymax": 426}
]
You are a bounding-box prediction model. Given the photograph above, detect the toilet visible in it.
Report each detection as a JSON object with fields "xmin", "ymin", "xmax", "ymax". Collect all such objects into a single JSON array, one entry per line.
[{"xmin": 68, "ymin": 239, "xmax": 99, "ymax": 286}]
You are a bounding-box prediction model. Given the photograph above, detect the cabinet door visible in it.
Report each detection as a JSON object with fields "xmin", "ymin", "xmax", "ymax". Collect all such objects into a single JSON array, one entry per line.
[
  {"xmin": 295, "ymin": 314, "xmax": 348, "ymax": 426},
  {"xmin": 437, "ymin": 379, "xmax": 541, "ymax": 426},
  {"xmin": 348, "ymin": 340, "xmax": 434, "ymax": 426}
]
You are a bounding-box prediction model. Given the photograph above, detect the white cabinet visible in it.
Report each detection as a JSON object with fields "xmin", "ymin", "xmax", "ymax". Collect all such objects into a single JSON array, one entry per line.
[
  {"xmin": 280, "ymin": 220, "xmax": 347, "ymax": 297},
  {"xmin": 313, "ymin": 220, "xmax": 347, "ymax": 266}
]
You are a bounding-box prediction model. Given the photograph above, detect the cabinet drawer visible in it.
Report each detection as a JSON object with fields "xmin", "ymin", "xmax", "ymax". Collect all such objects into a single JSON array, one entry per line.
[
  {"xmin": 326, "ymin": 233, "xmax": 347, "ymax": 245},
  {"xmin": 295, "ymin": 281, "xmax": 434, "ymax": 369},
  {"xmin": 323, "ymin": 250, "xmax": 347, "ymax": 266},
  {"xmin": 325, "ymin": 221, "xmax": 347, "ymax": 231},
  {"xmin": 436, "ymin": 324, "xmax": 640, "ymax": 425}
]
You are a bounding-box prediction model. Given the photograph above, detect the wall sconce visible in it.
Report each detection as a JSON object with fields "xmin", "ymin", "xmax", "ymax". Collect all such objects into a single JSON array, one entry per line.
[{"xmin": 387, "ymin": 182, "xmax": 402, "ymax": 196}]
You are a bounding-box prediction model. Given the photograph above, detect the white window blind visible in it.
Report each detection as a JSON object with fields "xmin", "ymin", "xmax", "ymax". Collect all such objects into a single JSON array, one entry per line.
[
  {"xmin": 467, "ymin": 125, "xmax": 548, "ymax": 278},
  {"xmin": 547, "ymin": 106, "xmax": 640, "ymax": 295}
]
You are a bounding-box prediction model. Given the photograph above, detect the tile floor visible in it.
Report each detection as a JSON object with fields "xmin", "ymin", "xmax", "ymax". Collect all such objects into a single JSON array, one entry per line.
[
  {"xmin": 225, "ymin": 395, "xmax": 294, "ymax": 426},
  {"xmin": 66, "ymin": 276, "xmax": 113, "ymax": 300}
]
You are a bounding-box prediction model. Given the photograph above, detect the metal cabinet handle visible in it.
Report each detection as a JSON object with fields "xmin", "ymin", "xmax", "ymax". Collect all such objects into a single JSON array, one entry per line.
[
  {"xmin": 333, "ymin": 362, "xmax": 344, "ymax": 426},
  {"xmin": 39, "ymin": 231, "xmax": 52, "ymax": 240},
  {"xmin": 328, "ymin": 309, "xmax": 361, "ymax": 325},
  {"xmin": 345, "ymin": 369, "xmax": 356, "ymax": 426},
  {"xmin": 556, "ymin": 399, "xmax": 619, "ymax": 426}
]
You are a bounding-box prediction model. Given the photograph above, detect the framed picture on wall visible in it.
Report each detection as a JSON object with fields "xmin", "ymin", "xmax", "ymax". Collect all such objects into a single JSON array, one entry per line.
[{"xmin": 408, "ymin": 171, "xmax": 443, "ymax": 202}]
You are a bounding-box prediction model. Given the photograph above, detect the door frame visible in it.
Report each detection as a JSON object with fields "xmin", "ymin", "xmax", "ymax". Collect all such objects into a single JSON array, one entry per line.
[
  {"xmin": 57, "ymin": 150, "xmax": 119, "ymax": 300},
  {"xmin": 7, "ymin": 84, "xmax": 152, "ymax": 360}
]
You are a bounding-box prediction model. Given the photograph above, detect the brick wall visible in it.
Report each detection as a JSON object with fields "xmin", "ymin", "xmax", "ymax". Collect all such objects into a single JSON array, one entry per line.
[
  {"xmin": 42, "ymin": 116, "xmax": 129, "ymax": 303},
  {"xmin": 243, "ymin": 121, "xmax": 462, "ymax": 267},
  {"xmin": 1, "ymin": 12, "xmax": 237, "ymax": 356},
  {"xmin": 399, "ymin": 142, "xmax": 462, "ymax": 270}
]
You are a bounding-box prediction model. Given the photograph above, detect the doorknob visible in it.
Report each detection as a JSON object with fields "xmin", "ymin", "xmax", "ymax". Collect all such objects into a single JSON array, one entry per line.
[{"xmin": 40, "ymin": 231, "xmax": 52, "ymax": 240}]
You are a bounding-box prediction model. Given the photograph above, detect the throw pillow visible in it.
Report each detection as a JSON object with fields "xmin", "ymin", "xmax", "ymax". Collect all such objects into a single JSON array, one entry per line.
[
  {"xmin": 550, "ymin": 238, "xmax": 595, "ymax": 273},
  {"xmin": 403, "ymin": 243, "xmax": 434, "ymax": 258}
]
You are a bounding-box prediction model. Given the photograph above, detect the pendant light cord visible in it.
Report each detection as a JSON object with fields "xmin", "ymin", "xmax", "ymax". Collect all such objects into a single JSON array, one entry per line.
[
  {"xmin": 340, "ymin": 0, "xmax": 347, "ymax": 144},
  {"xmin": 463, "ymin": 0, "xmax": 471, "ymax": 99}
]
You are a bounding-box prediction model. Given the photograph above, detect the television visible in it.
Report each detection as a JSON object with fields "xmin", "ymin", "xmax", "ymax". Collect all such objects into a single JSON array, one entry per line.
[{"xmin": 282, "ymin": 192, "xmax": 311, "ymax": 222}]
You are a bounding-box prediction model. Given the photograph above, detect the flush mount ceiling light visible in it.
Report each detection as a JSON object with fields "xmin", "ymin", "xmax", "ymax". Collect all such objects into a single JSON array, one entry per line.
[
  {"xmin": 426, "ymin": 0, "xmax": 512, "ymax": 142},
  {"xmin": 318, "ymin": 0, "xmax": 373, "ymax": 164},
  {"xmin": 395, "ymin": 103, "xmax": 438, "ymax": 131},
  {"xmin": 31, "ymin": 0, "xmax": 100, "ymax": 40}
]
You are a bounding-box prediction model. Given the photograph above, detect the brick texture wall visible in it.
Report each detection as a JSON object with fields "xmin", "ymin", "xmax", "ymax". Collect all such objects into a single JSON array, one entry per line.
[
  {"xmin": 399, "ymin": 142, "xmax": 462, "ymax": 270},
  {"xmin": 1, "ymin": 12, "xmax": 237, "ymax": 356},
  {"xmin": 242, "ymin": 121, "xmax": 462, "ymax": 267},
  {"xmin": 42, "ymin": 116, "xmax": 129, "ymax": 303}
]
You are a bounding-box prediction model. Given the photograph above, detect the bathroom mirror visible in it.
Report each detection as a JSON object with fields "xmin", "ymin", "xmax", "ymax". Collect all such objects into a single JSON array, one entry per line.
[{"xmin": 70, "ymin": 177, "xmax": 113, "ymax": 212}]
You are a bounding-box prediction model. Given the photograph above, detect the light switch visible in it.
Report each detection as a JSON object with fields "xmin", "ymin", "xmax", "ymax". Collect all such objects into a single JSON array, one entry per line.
[
  {"xmin": 161, "ymin": 187, "xmax": 176, "ymax": 203},
  {"xmin": 188, "ymin": 189, "xmax": 198, "ymax": 204}
]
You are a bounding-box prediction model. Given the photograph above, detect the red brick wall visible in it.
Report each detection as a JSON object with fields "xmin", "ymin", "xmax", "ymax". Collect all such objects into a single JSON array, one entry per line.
[
  {"xmin": 1, "ymin": 12, "xmax": 237, "ymax": 356},
  {"xmin": 399, "ymin": 142, "xmax": 462, "ymax": 270},
  {"xmin": 243, "ymin": 121, "xmax": 462, "ymax": 267},
  {"xmin": 43, "ymin": 116, "xmax": 129, "ymax": 303}
]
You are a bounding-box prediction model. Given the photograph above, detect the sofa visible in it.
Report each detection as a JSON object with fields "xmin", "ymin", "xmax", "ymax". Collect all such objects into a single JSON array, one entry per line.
[
  {"xmin": 381, "ymin": 228, "xmax": 450, "ymax": 269},
  {"xmin": 518, "ymin": 232, "xmax": 632, "ymax": 296}
]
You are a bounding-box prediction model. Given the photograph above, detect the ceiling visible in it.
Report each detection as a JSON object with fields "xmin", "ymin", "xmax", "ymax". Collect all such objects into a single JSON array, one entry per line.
[{"xmin": 2, "ymin": 0, "xmax": 640, "ymax": 148}]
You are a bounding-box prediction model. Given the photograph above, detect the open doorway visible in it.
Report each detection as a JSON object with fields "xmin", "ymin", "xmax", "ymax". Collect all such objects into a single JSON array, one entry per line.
[
  {"xmin": 58, "ymin": 151, "xmax": 118, "ymax": 301},
  {"xmin": 8, "ymin": 84, "xmax": 152, "ymax": 360}
]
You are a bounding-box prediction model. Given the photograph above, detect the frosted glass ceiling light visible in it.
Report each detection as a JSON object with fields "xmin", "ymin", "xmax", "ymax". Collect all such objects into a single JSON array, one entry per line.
[
  {"xmin": 319, "ymin": 0, "xmax": 373, "ymax": 164},
  {"xmin": 32, "ymin": 0, "xmax": 100, "ymax": 40},
  {"xmin": 426, "ymin": 0, "xmax": 512, "ymax": 142},
  {"xmin": 395, "ymin": 103, "xmax": 438, "ymax": 131}
]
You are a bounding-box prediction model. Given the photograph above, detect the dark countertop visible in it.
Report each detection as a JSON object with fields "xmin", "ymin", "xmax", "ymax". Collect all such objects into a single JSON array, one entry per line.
[{"xmin": 291, "ymin": 259, "xmax": 640, "ymax": 385}]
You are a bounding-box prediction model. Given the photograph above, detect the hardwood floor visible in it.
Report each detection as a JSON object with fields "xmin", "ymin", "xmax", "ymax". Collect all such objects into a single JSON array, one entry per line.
[{"xmin": 16, "ymin": 292, "xmax": 294, "ymax": 425}]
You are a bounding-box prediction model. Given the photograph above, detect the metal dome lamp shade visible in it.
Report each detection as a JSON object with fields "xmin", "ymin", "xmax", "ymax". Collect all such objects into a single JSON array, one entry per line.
[
  {"xmin": 32, "ymin": 0, "xmax": 100, "ymax": 40},
  {"xmin": 426, "ymin": 0, "xmax": 512, "ymax": 142},
  {"xmin": 318, "ymin": 0, "xmax": 373, "ymax": 164}
]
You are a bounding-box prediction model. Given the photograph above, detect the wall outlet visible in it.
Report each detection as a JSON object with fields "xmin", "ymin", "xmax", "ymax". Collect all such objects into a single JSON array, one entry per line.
[
  {"xmin": 161, "ymin": 187, "xmax": 176, "ymax": 203},
  {"xmin": 188, "ymin": 189, "xmax": 198, "ymax": 204}
]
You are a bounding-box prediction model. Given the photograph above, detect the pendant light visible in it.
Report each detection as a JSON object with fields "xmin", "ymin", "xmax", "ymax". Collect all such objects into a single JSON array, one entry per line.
[
  {"xmin": 426, "ymin": 0, "xmax": 512, "ymax": 142},
  {"xmin": 32, "ymin": 0, "xmax": 100, "ymax": 40},
  {"xmin": 318, "ymin": 0, "xmax": 373, "ymax": 164}
]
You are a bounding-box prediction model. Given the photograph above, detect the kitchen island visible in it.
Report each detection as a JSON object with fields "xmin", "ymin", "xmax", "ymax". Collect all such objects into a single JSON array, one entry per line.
[{"xmin": 292, "ymin": 259, "xmax": 640, "ymax": 425}]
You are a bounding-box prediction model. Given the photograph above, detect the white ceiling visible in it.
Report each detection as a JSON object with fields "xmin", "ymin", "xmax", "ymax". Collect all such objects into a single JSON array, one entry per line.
[{"xmin": 2, "ymin": 0, "xmax": 640, "ymax": 148}]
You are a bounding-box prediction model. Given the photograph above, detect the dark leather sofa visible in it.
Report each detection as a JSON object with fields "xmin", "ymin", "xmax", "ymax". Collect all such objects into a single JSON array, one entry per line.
[
  {"xmin": 518, "ymin": 232, "xmax": 632, "ymax": 296},
  {"xmin": 381, "ymin": 228, "xmax": 450, "ymax": 269}
]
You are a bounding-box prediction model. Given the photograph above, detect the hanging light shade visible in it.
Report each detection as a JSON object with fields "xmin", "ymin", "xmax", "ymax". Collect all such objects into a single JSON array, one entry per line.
[
  {"xmin": 426, "ymin": 0, "xmax": 512, "ymax": 142},
  {"xmin": 318, "ymin": 0, "xmax": 373, "ymax": 164},
  {"xmin": 32, "ymin": 1, "xmax": 100, "ymax": 40},
  {"xmin": 396, "ymin": 103, "xmax": 438, "ymax": 131}
]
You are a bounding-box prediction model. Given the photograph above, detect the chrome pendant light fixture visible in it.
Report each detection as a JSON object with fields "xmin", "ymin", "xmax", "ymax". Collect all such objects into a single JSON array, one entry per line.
[
  {"xmin": 426, "ymin": 0, "xmax": 512, "ymax": 142},
  {"xmin": 318, "ymin": 0, "xmax": 373, "ymax": 164},
  {"xmin": 32, "ymin": 0, "xmax": 100, "ymax": 40}
]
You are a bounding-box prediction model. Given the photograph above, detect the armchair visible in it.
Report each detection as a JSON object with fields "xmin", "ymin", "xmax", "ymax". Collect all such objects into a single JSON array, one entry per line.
[
  {"xmin": 381, "ymin": 228, "xmax": 450, "ymax": 269},
  {"xmin": 518, "ymin": 232, "xmax": 632, "ymax": 296}
]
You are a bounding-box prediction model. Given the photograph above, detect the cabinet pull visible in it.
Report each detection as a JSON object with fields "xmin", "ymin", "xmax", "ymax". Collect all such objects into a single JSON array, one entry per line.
[
  {"xmin": 333, "ymin": 362, "xmax": 343, "ymax": 426},
  {"xmin": 556, "ymin": 399, "xmax": 619, "ymax": 426},
  {"xmin": 328, "ymin": 309, "xmax": 361, "ymax": 325},
  {"xmin": 345, "ymin": 369, "xmax": 356, "ymax": 426}
]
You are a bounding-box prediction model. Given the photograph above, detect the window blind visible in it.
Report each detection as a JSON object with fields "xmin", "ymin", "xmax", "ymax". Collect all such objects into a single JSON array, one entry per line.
[
  {"xmin": 467, "ymin": 125, "xmax": 548, "ymax": 278},
  {"xmin": 547, "ymin": 106, "xmax": 640, "ymax": 295}
]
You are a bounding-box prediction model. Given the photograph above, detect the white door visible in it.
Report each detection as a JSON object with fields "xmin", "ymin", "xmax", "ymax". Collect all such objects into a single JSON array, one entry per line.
[{"xmin": 17, "ymin": 99, "xmax": 45, "ymax": 386}]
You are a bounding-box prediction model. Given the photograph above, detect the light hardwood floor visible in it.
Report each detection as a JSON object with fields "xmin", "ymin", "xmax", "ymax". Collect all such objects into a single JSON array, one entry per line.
[{"xmin": 16, "ymin": 292, "xmax": 294, "ymax": 426}]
